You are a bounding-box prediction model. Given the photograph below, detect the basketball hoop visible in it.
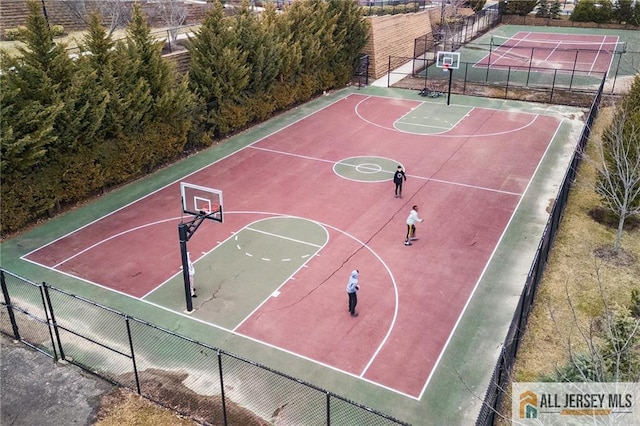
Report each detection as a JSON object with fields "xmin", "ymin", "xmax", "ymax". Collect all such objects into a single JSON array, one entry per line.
[{"xmin": 443, "ymin": 64, "xmax": 450, "ymax": 73}]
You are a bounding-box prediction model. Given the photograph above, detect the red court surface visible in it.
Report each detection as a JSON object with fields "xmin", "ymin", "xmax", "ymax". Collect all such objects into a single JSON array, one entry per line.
[
  {"xmin": 476, "ymin": 31, "xmax": 620, "ymax": 74},
  {"xmin": 24, "ymin": 93, "xmax": 562, "ymax": 398}
]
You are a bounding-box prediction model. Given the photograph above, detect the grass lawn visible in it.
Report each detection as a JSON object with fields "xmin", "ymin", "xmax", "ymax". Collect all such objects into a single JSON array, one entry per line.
[{"xmin": 497, "ymin": 105, "xmax": 640, "ymax": 423}]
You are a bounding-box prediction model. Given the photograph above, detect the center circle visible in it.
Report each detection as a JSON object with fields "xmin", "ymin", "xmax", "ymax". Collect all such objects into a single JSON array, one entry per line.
[
  {"xmin": 333, "ymin": 156, "xmax": 403, "ymax": 183},
  {"xmin": 355, "ymin": 163, "xmax": 383, "ymax": 174}
]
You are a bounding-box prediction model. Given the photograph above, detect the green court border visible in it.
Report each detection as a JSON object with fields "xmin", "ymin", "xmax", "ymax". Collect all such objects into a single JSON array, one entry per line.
[{"xmin": 0, "ymin": 85, "xmax": 588, "ymax": 424}]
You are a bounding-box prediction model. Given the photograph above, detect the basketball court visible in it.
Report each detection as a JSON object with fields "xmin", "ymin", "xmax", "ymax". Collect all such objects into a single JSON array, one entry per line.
[{"xmin": 0, "ymin": 76, "xmax": 587, "ymax": 423}]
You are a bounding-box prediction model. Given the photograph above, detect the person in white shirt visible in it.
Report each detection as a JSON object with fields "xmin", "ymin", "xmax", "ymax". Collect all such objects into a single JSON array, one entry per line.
[{"xmin": 404, "ymin": 205, "xmax": 423, "ymax": 246}]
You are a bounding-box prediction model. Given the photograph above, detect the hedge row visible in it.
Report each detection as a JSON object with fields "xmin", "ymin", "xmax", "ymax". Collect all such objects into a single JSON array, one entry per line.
[{"xmin": 0, "ymin": 0, "xmax": 369, "ymax": 235}]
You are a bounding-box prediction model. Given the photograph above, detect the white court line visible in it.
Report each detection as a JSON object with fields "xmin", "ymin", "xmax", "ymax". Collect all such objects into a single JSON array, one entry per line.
[
  {"xmin": 245, "ymin": 226, "xmax": 324, "ymax": 248},
  {"xmin": 353, "ymin": 95, "xmax": 542, "ymax": 138},
  {"xmin": 21, "ymin": 93, "xmax": 354, "ymax": 261},
  {"xmin": 231, "ymin": 214, "xmax": 402, "ymax": 389},
  {"xmin": 47, "ymin": 217, "xmax": 178, "ymax": 268},
  {"xmin": 18, "ymin": 91, "xmax": 548, "ymax": 400},
  {"xmin": 417, "ymin": 117, "xmax": 565, "ymax": 399},
  {"xmin": 251, "ymin": 145, "xmax": 522, "ymax": 197}
]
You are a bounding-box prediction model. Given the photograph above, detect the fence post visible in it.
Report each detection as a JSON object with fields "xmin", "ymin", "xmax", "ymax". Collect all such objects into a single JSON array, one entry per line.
[
  {"xmin": 42, "ymin": 283, "xmax": 63, "ymax": 361},
  {"xmin": 550, "ymin": 69, "xmax": 558, "ymax": 104},
  {"xmin": 218, "ymin": 350, "xmax": 228, "ymax": 426},
  {"xmin": 526, "ymin": 47, "xmax": 534, "ymax": 86},
  {"xmin": 0, "ymin": 270, "xmax": 21, "ymax": 340},
  {"xmin": 326, "ymin": 392, "xmax": 331, "ymax": 426},
  {"xmin": 125, "ymin": 316, "xmax": 141, "ymax": 394},
  {"xmin": 505, "ymin": 66, "xmax": 512, "ymax": 99}
]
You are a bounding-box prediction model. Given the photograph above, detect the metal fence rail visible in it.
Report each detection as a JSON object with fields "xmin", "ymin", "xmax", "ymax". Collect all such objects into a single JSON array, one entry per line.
[
  {"xmin": 474, "ymin": 74, "xmax": 607, "ymax": 426},
  {"xmin": 388, "ymin": 53, "xmax": 619, "ymax": 105},
  {"xmin": 0, "ymin": 271, "xmax": 409, "ymax": 426}
]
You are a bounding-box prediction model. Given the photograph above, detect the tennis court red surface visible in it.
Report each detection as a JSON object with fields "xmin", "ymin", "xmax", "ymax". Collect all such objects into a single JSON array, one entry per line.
[
  {"xmin": 476, "ymin": 31, "xmax": 620, "ymax": 74},
  {"xmin": 24, "ymin": 93, "xmax": 562, "ymax": 398}
]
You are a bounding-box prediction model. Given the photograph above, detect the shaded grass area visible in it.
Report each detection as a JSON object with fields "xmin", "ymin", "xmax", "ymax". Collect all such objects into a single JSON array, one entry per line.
[{"xmin": 496, "ymin": 106, "xmax": 640, "ymax": 423}]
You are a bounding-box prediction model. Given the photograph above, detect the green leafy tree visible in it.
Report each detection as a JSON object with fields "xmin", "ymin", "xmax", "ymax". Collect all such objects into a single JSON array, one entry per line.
[
  {"xmin": 284, "ymin": 0, "xmax": 337, "ymax": 97},
  {"xmin": 0, "ymin": 0, "xmax": 77, "ymax": 225},
  {"xmin": 633, "ymin": 1, "xmax": 640, "ymax": 26},
  {"xmin": 614, "ymin": 0, "xmax": 634, "ymax": 24},
  {"xmin": 499, "ymin": 0, "xmax": 537, "ymax": 16},
  {"xmin": 570, "ymin": 0, "xmax": 598, "ymax": 22},
  {"xmin": 595, "ymin": 0, "xmax": 614, "ymax": 23}
]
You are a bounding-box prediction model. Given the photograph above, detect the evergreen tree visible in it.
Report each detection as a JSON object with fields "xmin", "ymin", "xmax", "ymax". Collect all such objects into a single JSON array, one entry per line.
[
  {"xmin": 613, "ymin": 0, "xmax": 634, "ymax": 24},
  {"xmin": 536, "ymin": 0, "xmax": 550, "ymax": 18},
  {"xmin": 188, "ymin": 1, "xmax": 250, "ymax": 139},
  {"xmin": 500, "ymin": 0, "xmax": 537, "ymax": 16},
  {"xmin": 284, "ymin": 0, "xmax": 336, "ymax": 96},
  {"xmin": 549, "ymin": 1, "xmax": 563, "ymax": 19},
  {"xmin": 234, "ymin": 2, "xmax": 286, "ymax": 120},
  {"xmin": 1, "ymin": 0, "xmax": 64, "ymax": 178},
  {"xmin": 327, "ymin": 0, "xmax": 369, "ymax": 87}
]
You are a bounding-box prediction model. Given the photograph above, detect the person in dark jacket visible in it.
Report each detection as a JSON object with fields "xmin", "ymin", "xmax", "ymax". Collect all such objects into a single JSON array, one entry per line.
[{"xmin": 393, "ymin": 165, "xmax": 406, "ymax": 198}]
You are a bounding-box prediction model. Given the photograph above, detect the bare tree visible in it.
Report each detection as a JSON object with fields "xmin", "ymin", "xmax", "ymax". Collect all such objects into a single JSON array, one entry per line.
[
  {"xmin": 467, "ymin": 261, "xmax": 640, "ymax": 423},
  {"xmin": 156, "ymin": 0, "xmax": 188, "ymax": 43},
  {"xmin": 98, "ymin": 0, "xmax": 132, "ymax": 36},
  {"xmin": 593, "ymin": 98, "xmax": 640, "ymax": 253},
  {"xmin": 59, "ymin": 0, "xmax": 130, "ymax": 36}
]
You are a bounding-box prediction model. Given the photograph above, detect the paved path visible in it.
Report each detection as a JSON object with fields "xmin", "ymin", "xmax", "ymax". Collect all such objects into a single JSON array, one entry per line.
[{"xmin": 0, "ymin": 334, "xmax": 114, "ymax": 426}]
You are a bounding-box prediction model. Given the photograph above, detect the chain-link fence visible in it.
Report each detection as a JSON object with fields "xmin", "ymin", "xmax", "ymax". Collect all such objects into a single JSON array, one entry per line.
[
  {"xmin": 474, "ymin": 74, "xmax": 607, "ymax": 426},
  {"xmin": 387, "ymin": 49, "xmax": 624, "ymax": 106},
  {"xmin": 0, "ymin": 271, "xmax": 409, "ymax": 426}
]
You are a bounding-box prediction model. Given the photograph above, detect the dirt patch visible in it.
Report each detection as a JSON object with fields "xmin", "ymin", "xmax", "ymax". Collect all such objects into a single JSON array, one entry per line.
[
  {"xmin": 114, "ymin": 369, "xmax": 271, "ymax": 426},
  {"xmin": 593, "ymin": 245, "xmax": 637, "ymax": 267},
  {"xmin": 96, "ymin": 388, "xmax": 196, "ymax": 426}
]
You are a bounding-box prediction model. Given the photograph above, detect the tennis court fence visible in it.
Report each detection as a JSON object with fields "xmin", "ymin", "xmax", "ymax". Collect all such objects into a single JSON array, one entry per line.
[
  {"xmin": 387, "ymin": 42, "xmax": 629, "ymax": 104},
  {"xmin": 0, "ymin": 270, "xmax": 409, "ymax": 426},
  {"xmin": 388, "ymin": 29, "xmax": 635, "ymax": 103},
  {"xmin": 474, "ymin": 74, "xmax": 607, "ymax": 425}
]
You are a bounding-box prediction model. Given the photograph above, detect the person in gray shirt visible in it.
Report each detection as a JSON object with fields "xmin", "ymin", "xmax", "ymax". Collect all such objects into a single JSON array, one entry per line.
[{"xmin": 346, "ymin": 270, "xmax": 360, "ymax": 317}]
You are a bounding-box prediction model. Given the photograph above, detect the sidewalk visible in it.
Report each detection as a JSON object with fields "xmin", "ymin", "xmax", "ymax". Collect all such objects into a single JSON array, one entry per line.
[
  {"xmin": 371, "ymin": 59, "xmax": 417, "ymax": 87},
  {"xmin": 0, "ymin": 334, "xmax": 114, "ymax": 426}
]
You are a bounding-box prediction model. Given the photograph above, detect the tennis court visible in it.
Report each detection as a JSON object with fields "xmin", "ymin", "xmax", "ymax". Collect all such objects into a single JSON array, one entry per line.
[
  {"xmin": 5, "ymin": 86, "xmax": 586, "ymax": 423},
  {"xmin": 476, "ymin": 31, "xmax": 621, "ymax": 74}
]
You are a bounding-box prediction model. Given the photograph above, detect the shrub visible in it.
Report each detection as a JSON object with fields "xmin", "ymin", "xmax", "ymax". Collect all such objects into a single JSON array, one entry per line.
[
  {"xmin": 4, "ymin": 26, "xmax": 27, "ymax": 41},
  {"xmin": 631, "ymin": 289, "xmax": 640, "ymax": 319},
  {"xmin": 51, "ymin": 25, "xmax": 64, "ymax": 37}
]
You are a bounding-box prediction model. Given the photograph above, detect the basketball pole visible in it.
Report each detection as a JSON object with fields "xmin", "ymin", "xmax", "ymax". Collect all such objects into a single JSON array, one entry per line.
[
  {"xmin": 446, "ymin": 66, "xmax": 453, "ymax": 106},
  {"xmin": 178, "ymin": 214, "xmax": 207, "ymax": 313}
]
